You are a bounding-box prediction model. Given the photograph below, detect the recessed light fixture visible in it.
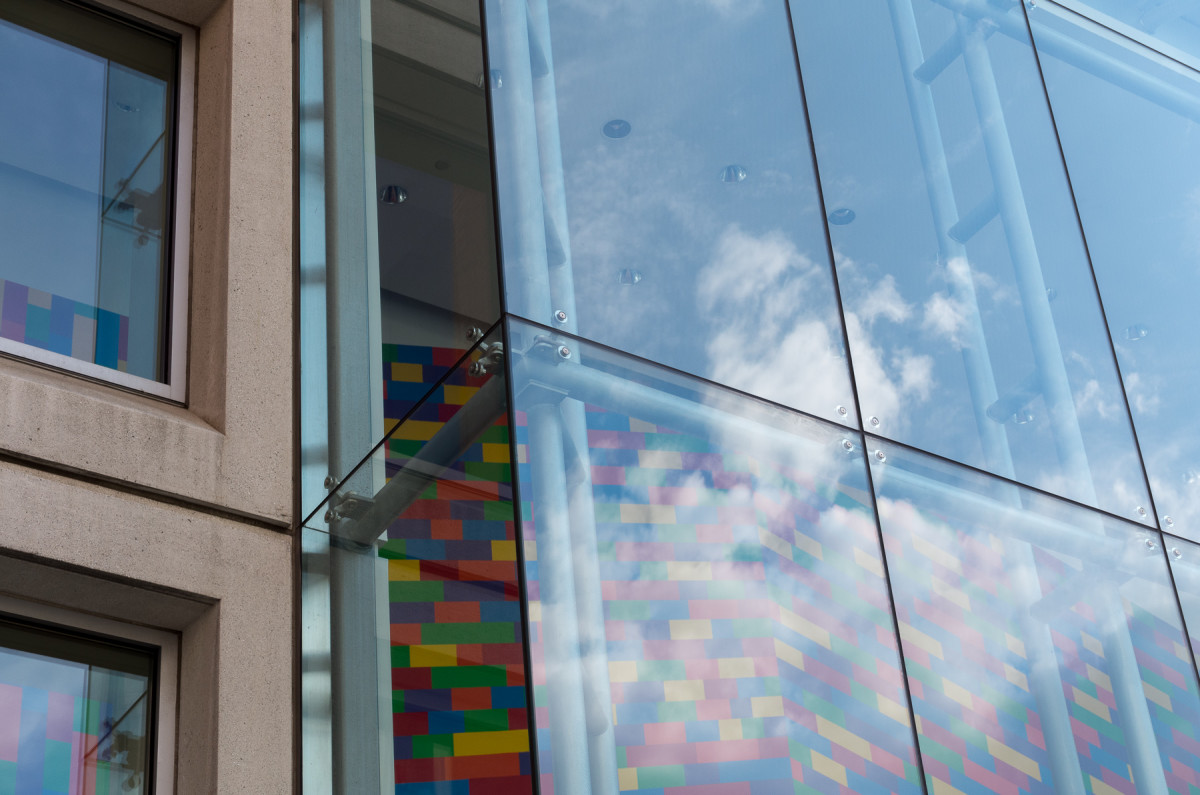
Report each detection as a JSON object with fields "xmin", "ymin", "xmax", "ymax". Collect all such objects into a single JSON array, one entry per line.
[
  {"xmin": 379, "ymin": 185, "xmax": 407, "ymax": 205},
  {"xmin": 720, "ymin": 165, "xmax": 747, "ymax": 183},
  {"xmin": 603, "ymin": 119, "xmax": 631, "ymax": 139}
]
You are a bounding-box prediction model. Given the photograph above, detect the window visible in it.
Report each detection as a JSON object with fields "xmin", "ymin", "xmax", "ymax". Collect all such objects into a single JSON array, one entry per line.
[
  {"xmin": 0, "ymin": 595, "xmax": 178, "ymax": 794},
  {"xmin": 0, "ymin": 0, "xmax": 192, "ymax": 401}
]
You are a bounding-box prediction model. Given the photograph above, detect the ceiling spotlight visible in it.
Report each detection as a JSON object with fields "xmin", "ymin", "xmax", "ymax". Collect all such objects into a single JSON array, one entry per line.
[
  {"xmin": 379, "ymin": 185, "xmax": 407, "ymax": 205},
  {"xmin": 721, "ymin": 165, "xmax": 747, "ymax": 183},
  {"xmin": 603, "ymin": 119, "xmax": 631, "ymax": 139}
]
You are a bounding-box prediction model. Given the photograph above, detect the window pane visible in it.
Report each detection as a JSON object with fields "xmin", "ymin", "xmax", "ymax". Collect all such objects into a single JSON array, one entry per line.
[
  {"xmin": 1029, "ymin": 4, "xmax": 1200, "ymax": 540},
  {"xmin": 790, "ymin": 0, "xmax": 1151, "ymax": 518},
  {"xmin": 0, "ymin": 0, "xmax": 176, "ymax": 382},
  {"xmin": 1047, "ymin": 0, "xmax": 1200, "ymax": 65},
  {"xmin": 0, "ymin": 616, "xmax": 156, "ymax": 794},
  {"xmin": 507, "ymin": 318, "xmax": 922, "ymax": 794},
  {"xmin": 483, "ymin": 0, "xmax": 857, "ymax": 424},
  {"xmin": 869, "ymin": 439, "xmax": 1200, "ymax": 794}
]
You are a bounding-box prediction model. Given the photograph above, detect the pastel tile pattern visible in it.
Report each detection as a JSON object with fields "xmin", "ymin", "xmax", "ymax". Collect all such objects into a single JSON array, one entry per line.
[
  {"xmin": 0, "ymin": 278, "xmax": 128, "ymax": 372},
  {"xmin": 514, "ymin": 404, "xmax": 924, "ymax": 794},
  {"xmin": 379, "ymin": 344, "xmax": 535, "ymax": 794},
  {"xmin": 0, "ymin": 679, "xmax": 139, "ymax": 794},
  {"xmin": 878, "ymin": 500, "xmax": 1200, "ymax": 795}
]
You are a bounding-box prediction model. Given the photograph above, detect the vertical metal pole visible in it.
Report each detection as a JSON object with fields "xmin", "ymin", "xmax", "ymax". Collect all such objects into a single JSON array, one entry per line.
[
  {"xmin": 955, "ymin": 14, "xmax": 1094, "ymax": 505},
  {"xmin": 324, "ymin": 0, "xmax": 387, "ymax": 788},
  {"xmin": 527, "ymin": 401, "xmax": 594, "ymax": 792}
]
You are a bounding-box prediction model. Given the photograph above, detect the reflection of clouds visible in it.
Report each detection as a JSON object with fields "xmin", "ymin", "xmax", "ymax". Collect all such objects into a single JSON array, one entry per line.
[
  {"xmin": 557, "ymin": 0, "xmax": 764, "ymax": 22},
  {"xmin": 1074, "ymin": 379, "xmax": 1122, "ymax": 421},
  {"xmin": 1123, "ymin": 372, "xmax": 1161, "ymax": 416},
  {"xmin": 697, "ymin": 225, "xmax": 848, "ymax": 412}
]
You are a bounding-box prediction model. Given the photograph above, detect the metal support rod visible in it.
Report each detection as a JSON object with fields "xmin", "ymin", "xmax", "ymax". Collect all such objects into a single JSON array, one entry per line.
[
  {"xmin": 957, "ymin": 13, "xmax": 1096, "ymax": 503},
  {"xmin": 888, "ymin": 0, "xmax": 1016, "ymax": 479},
  {"xmin": 527, "ymin": 402, "xmax": 594, "ymax": 792},
  {"xmin": 1097, "ymin": 589, "xmax": 1169, "ymax": 794},
  {"xmin": 343, "ymin": 374, "xmax": 508, "ymax": 546}
]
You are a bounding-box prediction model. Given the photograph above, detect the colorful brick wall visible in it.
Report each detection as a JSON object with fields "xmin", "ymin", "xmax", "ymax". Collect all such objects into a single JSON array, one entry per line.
[
  {"xmin": 380, "ymin": 343, "xmax": 535, "ymax": 794},
  {"xmin": 514, "ymin": 405, "xmax": 924, "ymax": 794},
  {"xmin": 0, "ymin": 278, "xmax": 129, "ymax": 372}
]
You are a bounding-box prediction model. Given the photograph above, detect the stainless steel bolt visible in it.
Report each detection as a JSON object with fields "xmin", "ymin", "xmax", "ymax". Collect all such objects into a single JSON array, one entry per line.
[
  {"xmin": 869, "ymin": 416, "xmax": 880, "ymax": 427},
  {"xmin": 1136, "ymin": 506, "xmax": 1147, "ymax": 517},
  {"xmin": 557, "ymin": 345, "xmax": 572, "ymax": 359},
  {"xmin": 1145, "ymin": 538, "xmax": 1157, "ymax": 550},
  {"xmin": 1164, "ymin": 516, "xmax": 1175, "ymax": 528},
  {"xmin": 836, "ymin": 406, "xmax": 848, "ymax": 417},
  {"xmin": 469, "ymin": 362, "xmax": 486, "ymax": 377},
  {"xmin": 554, "ymin": 310, "xmax": 568, "ymax": 323},
  {"xmin": 841, "ymin": 439, "xmax": 855, "ymax": 452},
  {"xmin": 466, "ymin": 326, "xmax": 483, "ymax": 341},
  {"xmin": 874, "ymin": 450, "xmax": 886, "ymax": 462},
  {"xmin": 1172, "ymin": 548, "xmax": 1182, "ymax": 560},
  {"xmin": 323, "ymin": 475, "xmax": 336, "ymax": 489}
]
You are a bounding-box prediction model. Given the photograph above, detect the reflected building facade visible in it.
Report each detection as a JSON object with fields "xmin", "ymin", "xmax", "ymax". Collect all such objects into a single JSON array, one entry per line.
[{"xmin": 299, "ymin": 0, "xmax": 1200, "ymax": 793}]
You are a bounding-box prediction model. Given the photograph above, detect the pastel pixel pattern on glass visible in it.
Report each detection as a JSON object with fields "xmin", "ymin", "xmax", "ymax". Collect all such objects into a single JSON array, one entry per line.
[
  {"xmin": 515, "ymin": 404, "xmax": 923, "ymax": 794},
  {"xmin": 380, "ymin": 344, "xmax": 535, "ymax": 795},
  {"xmin": 876, "ymin": 495, "xmax": 1200, "ymax": 795},
  {"xmin": 0, "ymin": 277, "xmax": 129, "ymax": 372},
  {"xmin": 0, "ymin": 682, "xmax": 139, "ymax": 794}
]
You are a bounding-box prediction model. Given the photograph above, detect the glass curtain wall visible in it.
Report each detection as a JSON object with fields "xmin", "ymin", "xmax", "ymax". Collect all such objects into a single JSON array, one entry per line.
[{"xmin": 300, "ymin": 0, "xmax": 1200, "ymax": 792}]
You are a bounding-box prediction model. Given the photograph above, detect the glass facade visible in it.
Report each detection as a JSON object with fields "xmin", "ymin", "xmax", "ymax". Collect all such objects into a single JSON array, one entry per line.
[
  {"xmin": 299, "ymin": 0, "xmax": 1200, "ymax": 791},
  {"xmin": 0, "ymin": 0, "xmax": 179, "ymax": 386}
]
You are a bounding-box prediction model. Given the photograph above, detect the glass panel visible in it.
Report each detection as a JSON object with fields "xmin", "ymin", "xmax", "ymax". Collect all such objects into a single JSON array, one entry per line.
[
  {"xmin": 868, "ymin": 438, "xmax": 1200, "ymax": 794},
  {"xmin": 301, "ymin": 331, "xmax": 534, "ymax": 794},
  {"xmin": 1167, "ymin": 536, "xmax": 1200, "ymax": 663},
  {"xmin": 483, "ymin": 0, "xmax": 857, "ymax": 424},
  {"xmin": 298, "ymin": 0, "xmax": 501, "ymax": 516},
  {"xmin": 1028, "ymin": 5, "xmax": 1200, "ymax": 541},
  {"xmin": 507, "ymin": 318, "xmax": 922, "ymax": 794},
  {"xmin": 0, "ymin": 616, "xmax": 155, "ymax": 794},
  {"xmin": 1048, "ymin": 0, "xmax": 1200, "ymax": 66},
  {"xmin": 790, "ymin": 0, "xmax": 1151, "ymax": 518},
  {"xmin": 0, "ymin": 0, "xmax": 175, "ymax": 382}
]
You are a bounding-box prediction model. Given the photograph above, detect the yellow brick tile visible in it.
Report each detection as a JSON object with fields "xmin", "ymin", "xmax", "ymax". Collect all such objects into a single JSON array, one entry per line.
[
  {"xmin": 453, "ymin": 729, "xmax": 529, "ymax": 756},
  {"xmin": 664, "ymin": 679, "xmax": 705, "ymax": 702},
  {"xmin": 931, "ymin": 575, "xmax": 971, "ymax": 610},
  {"xmin": 931, "ymin": 776, "xmax": 968, "ymax": 795},
  {"xmin": 628, "ymin": 418, "xmax": 657, "ymax": 433},
  {"xmin": 853, "ymin": 547, "xmax": 884, "ymax": 578},
  {"xmin": 816, "ymin": 716, "xmax": 872, "ymax": 760},
  {"xmin": 759, "ymin": 528, "xmax": 794, "ymax": 562},
  {"xmin": 792, "ymin": 530, "xmax": 823, "ymax": 561},
  {"xmin": 876, "ymin": 694, "xmax": 911, "ymax": 727},
  {"xmin": 391, "ymin": 420, "xmax": 442, "ymax": 441},
  {"xmin": 1177, "ymin": 641, "xmax": 1192, "ymax": 663},
  {"xmin": 1072, "ymin": 687, "xmax": 1111, "ymax": 721},
  {"xmin": 751, "ymin": 696, "xmax": 783, "ymax": 717},
  {"xmin": 912, "ymin": 534, "xmax": 962, "ymax": 574},
  {"xmin": 517, "ymin": 446, "xmax": 528, "ymax": 464},
  {"xmin": 481, "ymin": 443, "xmax": 510, "ymax": 463},
  {"xmin": 1004, "ymin": 664, "xmax": 1029, "ymax": 692},
  {"xmin": 667, "ymin": 561, "xmax": 711, "ymax": 581},
  {"xmin": 388, "ymin": 559, "xmax": 421, "ymax": 581},
  {"xmin": 941, "ymin": 678, "xmax": 974, "ymax": 710},
  {"xmin": 1006, "ymin": 634, "xmax": 1026, "ymax": 658},
  {"xmin": 621, "ymin": 504, "xmax": 677, "ymax": 525},
  {"xmin": 442, "ymin": 384, "xmax": 476, "ymax": 405},
  {"xmin": 781, "ymin": 608, "xmax": 832, "ymax": 650},
  {"xmin": 637, "ymin": 449, "xmax": 682, "ymax": 469},
  {"xmin": 391, "ymin": 362, "xmax": 423, "ymax": 382},
  {"xmin": 618, "ymin": 768, "xmax": 638, "ymax": 791},
  {"xmin": 524, "ymin": 540, "xmax": 537, "ymax": 561},
  {"xmin": 1144, "ymin": 681, "xmax": 1173, "ymax": 711},
  {"xmin": 409, "ymin": 645, "xmax": 457, "ymax": 667},
  {"xmin": 609, "ymin": 661, "xmax": 639, "ymax": 682},
  {"xmin": 1090, "ymin": 777, "xmax": 1126, "ymax": 795},
  {"xmin": 1081, "ymin": 631, "xmax": 1104, "ymax": 658},
  {"xmin": 898, "ymin": 622, "xmax": 944, "ymax": 659},
  {"xmin": 810, "ymin": 750, "xmax": 848, "ymax": 786},
  {"xmin": 986, "ymin": 737, "xmax": 1041, "ymax": 781},
  {"xmin": 491, "ymin": 540, "xmax": 517, "ymax": 562},
  {"xmin": 718, "ymin": 657, "xmax": 756, "ymax": 679},
  {"xmin": 719, "ymin": 719, "xmax": 743, "ymax": 740},
  {"xmin": 527, "ymin": 601, "xmax": 541, "ymax": 622},
  {"xmin": 1086, "ymin": 664, "xmax": 1112, "ymax": 693},
  {"xmin": 669, "ymin": 619, "xmax": 712, "ymax": 640},
  {"xmin": 773, "ymin": 639, "xmax": 805, "ymax": 672}
]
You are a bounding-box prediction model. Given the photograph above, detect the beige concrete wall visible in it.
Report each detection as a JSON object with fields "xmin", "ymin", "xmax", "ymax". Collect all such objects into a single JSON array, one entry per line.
[{"xmin": 0, "ymin": 0, "xmax": 297, "ymax": 791}]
